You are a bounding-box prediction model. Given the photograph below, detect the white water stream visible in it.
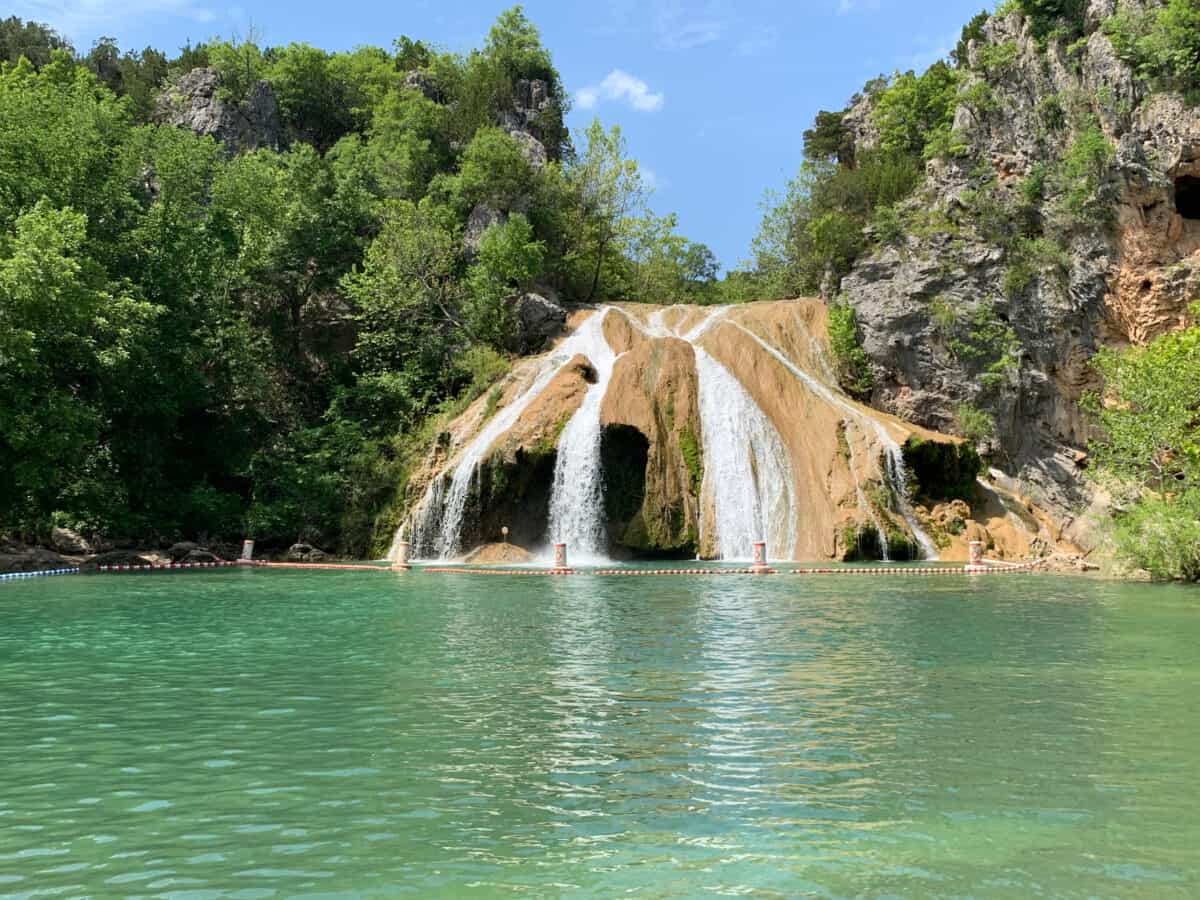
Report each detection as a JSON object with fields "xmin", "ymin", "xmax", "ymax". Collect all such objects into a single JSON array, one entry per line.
[
  {"xmin": 410, "ymin": 308, "xmax": 617, "ymax": 560},
  {"xmin": 546, "ymin": 311, "xmax": 620, "ymax": 563},
  {"xmin": 724, "ymin": 320, "xmax": 938, "ymax": 559}
]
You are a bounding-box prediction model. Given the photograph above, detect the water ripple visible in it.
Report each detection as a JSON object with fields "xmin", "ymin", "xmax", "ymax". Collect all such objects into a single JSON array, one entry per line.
[{"xmin": 0, "ymin": 570, "xmax": 1197, "ymax": 895}]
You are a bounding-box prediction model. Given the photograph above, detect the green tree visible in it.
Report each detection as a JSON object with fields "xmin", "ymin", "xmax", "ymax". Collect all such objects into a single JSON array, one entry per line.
[
  {"xmin": 1085, "ymin": 310, "xmax": 1200, "ymax": 580},
  {"xmin": 0, "ymin": 202, "xmax": 157, "ymax": 530},
  {"xmin": 803, "ymin": 110, "xmax": 847, "ymax": 163},
  {"xmin": 566, "ymin": 119, "xmax": 647, "ymax": 301},
  {"xmin": 207, "ymin": 37, "xmax": 267, "ymax": 104},
  {"xmin": 0, "ymin": 16, "xmax": 72, "ymax": 67},
  {"xmin": 465, "ymin": 213, "xmax": 545, "ymax": 345},
  {"xmin": 872, "ymin": 61, "xmax": 959, "ymax": 159}
]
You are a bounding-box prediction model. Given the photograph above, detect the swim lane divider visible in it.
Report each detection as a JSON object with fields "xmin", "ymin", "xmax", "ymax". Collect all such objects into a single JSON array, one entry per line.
[
  {"xmin": 0, "ymin": 567, "xmax": 80, "ymax": 581},
  {"xmin": 70, "ymin": 538, "xmax": 1047, "ymax": 578}
]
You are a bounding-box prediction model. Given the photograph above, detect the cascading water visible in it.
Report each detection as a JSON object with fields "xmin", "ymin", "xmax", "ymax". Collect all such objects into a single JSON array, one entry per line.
[
  {"xmin": 545, "ymin": 310, "xmax": 619, "ymax": 562},
  {"xmin": 843, "ymin": 420, "xmax": 890, "ymax": 561},
  {"xmin": 694, "ymin": 347, "xmax": 797, "ymax": 560},
  {"xmin": 405, "ymin": 300, "xmax": 939, "ymax": 565},
  {"xmin": 640, "ymin": 307, "xmax": 796, "ymax": 561},
  {"xmin": 409, "ymin": 308, "xmax": 616, "ymax": 561},
  {"xmin": 725, "ymin": 320, "xmax": 938, "ymax": 560}
]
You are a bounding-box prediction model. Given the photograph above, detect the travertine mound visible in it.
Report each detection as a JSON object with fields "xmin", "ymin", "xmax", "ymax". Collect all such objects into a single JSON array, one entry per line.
[{"xmin": 402, "ymin": 300, "xmax": 1068, "ymax": 562}]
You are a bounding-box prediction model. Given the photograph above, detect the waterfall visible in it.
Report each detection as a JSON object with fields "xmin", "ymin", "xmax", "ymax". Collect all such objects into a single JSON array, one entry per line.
[
  {"xmin": 725, "ymin": 320, "xmax": 938, "ymax": 560},
  {"xmin": 637, "ymin": 307, "xmax": 795, "ymax": 561},
  {"xmin": 883, "ymin": 444, "xmax": 939, "ymax": 560},
  {"xmin": 409, "ymin": 308, "xmax": 615, "ymax": 561},
  {"xmin": 843, "ymin": 420, "xmax": 890, "ymax": 561},
  {"xmin": 546, "ymin": 310, "xmax": 619, "ymax": 562},
  {"xmin": 694, "ymin": 348, "xmax": 797, "ymax": 560},
  {"xmin": 405, "ymin": 301, "xmax": 938, "ymax": 565}
]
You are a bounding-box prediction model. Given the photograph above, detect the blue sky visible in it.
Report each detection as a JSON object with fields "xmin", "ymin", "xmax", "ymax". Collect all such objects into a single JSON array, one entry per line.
[{"xmin": 14, "ymin": 0, "xmax": 991, "ymax": 270}]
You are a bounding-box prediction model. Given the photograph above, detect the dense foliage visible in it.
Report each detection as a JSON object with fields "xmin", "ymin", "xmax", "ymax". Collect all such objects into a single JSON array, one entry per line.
[
  {"xmin": 0, "ymin": 9, "xmax": 717, "ymax": 554},
  {"xmin": 1103, "ymin": 0, "xmax": 1200, "ymax": 103},
  {"xmin": 1084, "ymin": 306, "xmax": 1200, "ymax": 581}
]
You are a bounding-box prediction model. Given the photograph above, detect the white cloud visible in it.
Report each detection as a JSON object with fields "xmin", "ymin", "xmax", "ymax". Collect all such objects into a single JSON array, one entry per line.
[
  {"xmin": 575, "ymin": 69, "xmax": 665, "ymax": 113},
  {"xmin": 14, "ymin": 0, "xmax": 216, "ymax": 43}
]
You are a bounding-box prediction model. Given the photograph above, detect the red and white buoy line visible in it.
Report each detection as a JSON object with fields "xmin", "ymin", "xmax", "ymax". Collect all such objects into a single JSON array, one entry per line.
[
  {"xmin": 96, "ymin": 561, "xmax": 242, "ymax": 573},
  {"xmin": 83, "ymin": 540, "xmax": 1048, "ymax": 578}
]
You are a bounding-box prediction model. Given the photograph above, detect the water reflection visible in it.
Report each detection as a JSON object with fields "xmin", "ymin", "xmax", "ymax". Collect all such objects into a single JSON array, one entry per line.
[{"xmin": 0, "ymin": 571, "xmax": 1197, "ymax": 896}]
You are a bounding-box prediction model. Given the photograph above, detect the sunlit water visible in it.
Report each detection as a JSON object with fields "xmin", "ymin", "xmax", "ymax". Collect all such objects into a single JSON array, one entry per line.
[{"xmin": 1, "ymin": 569, "xmax": 1198, "ymax": 897}]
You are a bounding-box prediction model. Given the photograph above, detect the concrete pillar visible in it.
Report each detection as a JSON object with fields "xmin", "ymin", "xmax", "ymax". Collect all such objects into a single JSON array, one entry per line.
[
  {"xmin": 238, "ymin": 539, "xmax": 255, "ymax": 566},
  {"xmin": 968, "ymin": 540, "xmax": 984, "ymax": 570},
  {"xmin": 752, "ymin": 541, "xmax": 770, "ymax": 573},
  {"xmin": 553, "ymin": 542, "xmax": 569, "ymax": 571},
  {"xmin": 393, "ymin": 540, "xmax": 411, "ymax": 572}
]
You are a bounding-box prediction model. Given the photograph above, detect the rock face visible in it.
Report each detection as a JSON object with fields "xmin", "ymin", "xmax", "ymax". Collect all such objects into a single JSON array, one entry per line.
[
  {"xmin": 836, "ymin": 3, "xmax": 1200, "ymax": 544},
  {"xmin": 156, "ymin": 67, "xmax": 282, "ymax": 154},
  {"xmin": 512, "ymin": 291, "xmax": 566, "ymax": 353},
  {"xmin": 498, "ymin": 78, "xmax": 554, "ymax": 166},
  {"xmin": 0, "ymin": 541, "xmax": 69, "ymax": 573},
  {"xmin": 399, "ymin": 302, "xmax": 1069, "ymax": 562}
]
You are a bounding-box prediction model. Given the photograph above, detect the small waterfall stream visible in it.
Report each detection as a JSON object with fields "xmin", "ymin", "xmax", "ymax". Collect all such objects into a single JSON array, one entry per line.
[
  {"xmin": 694, "ymin": 347, "xmax": 797, "ymax": 560},
  {"xmin": 411, "ymin": 308, "xmax": 615, "ymax": 560},
  {"xmin": 546, "ymin": 311, "xmax": 619, "ymax": 562},
  {"xmin": 725, "ymin": 320, "xmax": 939, "ymax": 560},
  {"xmin": 642, "ymin": 308, "xmax": 797, "ymax": 561}
]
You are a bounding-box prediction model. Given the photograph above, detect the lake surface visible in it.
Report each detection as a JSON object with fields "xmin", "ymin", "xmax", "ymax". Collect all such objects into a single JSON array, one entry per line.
[{"xmin": 1, "ymin": 568, "xmax": 1197, "ymax": 897}]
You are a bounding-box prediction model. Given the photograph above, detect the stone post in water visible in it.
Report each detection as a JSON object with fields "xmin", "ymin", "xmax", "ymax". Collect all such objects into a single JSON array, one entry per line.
[
  {"xmin": 393, "ymin": 540, "xmax": 411, "ymax": 572},
  {"xmin": 553, "ymin": 542, "xmax": 569, "ymax": 572},
  {"xmin": 238, "ymin": 539, "xmax": 255, "ymax": 566},
  {"xmin": 967, "ymin": 540, "xmax": 984, "ymax": 571},
  {"xmin": 752, "ymin": 541, "xmax": 770, "ymax": 573}
]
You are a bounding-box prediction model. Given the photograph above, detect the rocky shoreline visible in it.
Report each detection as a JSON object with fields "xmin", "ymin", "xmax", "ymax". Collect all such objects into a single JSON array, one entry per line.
[{"xmin": 0, "ymin": 533, "xmax": 345, "ymax": 575}]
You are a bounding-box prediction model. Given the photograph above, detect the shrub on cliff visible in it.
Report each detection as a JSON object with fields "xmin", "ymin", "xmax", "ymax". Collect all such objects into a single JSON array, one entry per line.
[{"xmin": 1085, "ymin": 305, "xmax": 1200, "ymax": 581}]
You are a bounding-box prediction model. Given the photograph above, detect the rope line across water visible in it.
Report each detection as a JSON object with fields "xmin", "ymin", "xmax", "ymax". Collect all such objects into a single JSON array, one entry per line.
[
  {"xmin": 77, "ymin": 559, "xmax": 1048, "ymax": 577},
  {"xmin": 0, "ymin": 567, "xmax": 80, "ymax": 581}
]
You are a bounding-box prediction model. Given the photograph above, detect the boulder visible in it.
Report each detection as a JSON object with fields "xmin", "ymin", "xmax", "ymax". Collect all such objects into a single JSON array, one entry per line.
[
  {"xmin": 156, "ymin": 67, "xmax": 282, "ymax": 155},
  {"xmin": 403, "ymin": 70, "xmax": 440, "ymax": 102},
  {"xmin": 0, "ymin": 545, "xmax": 70, "ymax": 574},
  {"xmin": 507, "ymin": 129, "xmax": 548, "ymax": 169},
  {"xmin": 167, "ymin": 541, "xmax": 203, "ymax": 563},
  {"xmin": 182, "ymin": 549, "xmax": 221, "ymax": 564},
  {"xmin": 462, "ymin": 542, "xmax": 534, "ymax": 565},
  {"xmin": 49, "ymin": 527, "xmax": 92, "ymax": 555},
  {"xmin": 285, "ymin": 543, "xmax": 330, "ymax": 563},
  {"xmin": 512, "ymin": 291, "xmax": 566, "ymax": 353},
  {"xmin": 463, "ymin": 203, "xmax": 507, "ymax": 256}
]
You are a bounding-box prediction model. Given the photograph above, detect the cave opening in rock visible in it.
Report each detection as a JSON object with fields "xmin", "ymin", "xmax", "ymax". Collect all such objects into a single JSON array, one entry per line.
[
  {"xmin": 600, "ymin": 425, "xmax": 649, "ymax": 526},
  {"xmin": 1175, "ymin": 175, "xmax": 1200, "ymax": 220}
]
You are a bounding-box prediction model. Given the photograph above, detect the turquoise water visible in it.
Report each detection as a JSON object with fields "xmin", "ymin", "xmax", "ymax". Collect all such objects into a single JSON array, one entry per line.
[{"xmin": 1, "ymin": 569, "xmax": 1198, "ymax": 898}]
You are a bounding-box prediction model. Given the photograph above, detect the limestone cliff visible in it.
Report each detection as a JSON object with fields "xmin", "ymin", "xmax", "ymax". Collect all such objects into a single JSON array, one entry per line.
[{"xmin": 836, "ymin": 1, "xmax": 1200, "ymax": 549}]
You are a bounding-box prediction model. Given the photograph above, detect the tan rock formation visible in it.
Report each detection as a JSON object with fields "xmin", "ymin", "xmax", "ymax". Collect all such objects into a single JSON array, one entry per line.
[
  {"xmin": 600, "ymin": 335, "xmax": 702, "ymax": 552},
  {"xmin": 403, "ymin": 300, "xmax": 1070, "ymax": 563}
]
